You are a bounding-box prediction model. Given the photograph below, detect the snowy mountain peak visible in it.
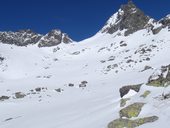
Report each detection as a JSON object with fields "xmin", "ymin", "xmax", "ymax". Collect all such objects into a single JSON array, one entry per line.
[
  {"xmin": 0, "ymin": 29, "xmax": 73, "ymax": 47},
  {"xmin": 0, "ymin": 30, "xmax": 42, "ymax": 46},
  {"xmin": 100, "ymin": 1, "xmax": 152, "ymax": 36},
  {"xmin": 38, "ymin": 29, "xmax": 73, "ymax": 47}
]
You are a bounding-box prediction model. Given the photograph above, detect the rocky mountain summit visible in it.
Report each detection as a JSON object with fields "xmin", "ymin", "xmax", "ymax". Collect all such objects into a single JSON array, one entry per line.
[
  {"xmin": 100, "ymin": 0, "xmax": 169, "ymax": 36},
  {"xmin": 0, "ymin": 29, "xmax": 42, "ymax": 46},
  {"xmin": 100, "ymin": 0, "xmax": 151, "ymax": 36},
  {"xmin": 159, "ymin": 15, "xmax": 170, "ymax": 27},
  {"xmin": 0, "ymin": 29, "xmax": 73, "ymax": 47},
  {"xmin": 38, "ymin": 29, "xmax": 72, "ymax": 47}
]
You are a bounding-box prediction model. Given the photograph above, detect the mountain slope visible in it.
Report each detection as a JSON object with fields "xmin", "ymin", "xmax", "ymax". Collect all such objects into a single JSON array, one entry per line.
[{"xmin": 0, "ymin": 1, "xmax": 170, "ymax": 128}]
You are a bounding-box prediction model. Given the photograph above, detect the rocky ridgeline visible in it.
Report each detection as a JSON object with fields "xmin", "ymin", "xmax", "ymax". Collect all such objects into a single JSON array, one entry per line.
[
  {"xmin": 0, "ymin": 29, "xmax": 73, "ymax": 47},
  {"xmin": 101, "ymin": 0, "xmax": 151, "ymax": 36},
  {"xmin": 0, "ymin": 1, "xmax": 169, "ymax": 48},
  {"xmin": 38, "ymin": 29, "xmax": 72, "ymax": 47},
  {"xmin": 100, "ymin": 0, "xmax": 169, "ymax": 36}
]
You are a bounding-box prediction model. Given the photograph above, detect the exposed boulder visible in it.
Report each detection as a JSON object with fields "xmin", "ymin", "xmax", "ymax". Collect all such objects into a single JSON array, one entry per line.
[
  {"xmin": 79, "ymin": 81, "xmax": 88, "ymax": 88},
  {"xmin": 120, "ymin": 98, "xmax": 130, "ymax": 107},
  {"xmin": 119, "ymin": 102, "xmax": 145, "ymax": 118},
  {"xmin": 55, "ymin": 88, "xmax": 62, "ymax": 92},
  {"xmin": 108, "ymin": 116, "xmax": 158, "ymax": 128},
  {"xmin": 119, "ymin": 84, "xmax": 142, "ymax": 98},
  {"xmin": 152, "ymin": 26, "xmax": 163, "ymax": 34},
  {"xmin": 0, "ymin": 56, "xmax": 4, "ymax": 61},
  {"xmin": 68, "ymin": 83, "xmax": 74, "ymax": 87},
  {"xmin": 35, "ymin": 87, "xmax": 41, "ymax": 92},
  {"xmin": 0, "ymin": 96, "xmax": 10, "ymax": 101},
  {"xmin": 140, "ymin": 90, "xmax": 151, "ymax": 98},
  {"xmin": 14, "ymin": 92, "xmax": 26, "ymax": 99}
]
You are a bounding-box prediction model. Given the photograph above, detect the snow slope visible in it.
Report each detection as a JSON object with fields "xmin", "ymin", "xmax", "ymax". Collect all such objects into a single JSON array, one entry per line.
[{"xmin": 0, "ymin": 25, "xmax": 170, "ymax": 128}]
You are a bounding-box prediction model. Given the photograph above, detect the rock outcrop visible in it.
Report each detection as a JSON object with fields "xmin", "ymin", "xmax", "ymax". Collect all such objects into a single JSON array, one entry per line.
[
  {"xmin": 147, "ymin": 65, "xmax": 170, "ymax": 87},
  {"xmin": 0, "ymin": 96, "xmax": 10, "ymax": 101},
  {"xmin": 108, "ymin": 116, "xmax": 158, "ymax": 128},
  {"xmin": 159, "ymin": 15, "xmax": 170, "ymax": 27},
  {"xmin": 119, "ymin": 102, "xmax": 145, "ymax": 118},
  {"xmin": 0, "ymin": 29, "xmax": 42, "ymax": 46},
  {"xmin": 38, "ymin": 29, "xmax": 72, "ymax": 47},
  {"xmin": 119, "ymin": 84, "xmax": 142, "ymax": 98}
]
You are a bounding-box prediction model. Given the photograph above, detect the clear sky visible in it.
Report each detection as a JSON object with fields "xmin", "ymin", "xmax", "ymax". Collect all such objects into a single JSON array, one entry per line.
[{"xmin": 0, "ymin": 0, "xmax": 170, "ymax": 41}]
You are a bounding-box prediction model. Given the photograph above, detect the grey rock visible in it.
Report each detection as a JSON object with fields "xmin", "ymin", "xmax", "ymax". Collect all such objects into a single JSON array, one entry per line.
[
  {"xmin": 0, "ymin": 29, "xmax": 42, "ymax": 46},
  {"xmin": 55, "ymin": 88, "xmax": 62, "ymax": 92},
  {"xmin": 35, "ymin": 87, "xmax": 41, "ymax": 92},
  {"xmin": 147, "ymin": 64, "xmax": 170, "ymax": 87},
  {"xmin": 108, "ymin": 116, "xmax": 158, "ymax": 128},
  {"xmin": 0, "ymin": 96, "xmax": 10, "ymax": 101},
  {"xmin": 0, "ymin": 29, "xmax": 73, "ymax": 47},
  {"xmin": 15, "ymin": 92, "xmax": 26, "ymax": 99},
  {"xmin": 38, "ymin": 29, "xmax": 72, "ymax": 47},
  {"xmin": 159, "ymin": 15, "xmax": 170, "ymax": 27},
  {"xmin": 0, "ymin": 56, "xmax": 4, "ymax": 61},
  {"xmin": 152, "ymin": 26, "xmax": 163, "ymax": 34},
  {"xmin": 119, "ymin": 102, "xmax": 145, "ymax": 118},
  {"xmin": 79, "ymin": 81, "xmax": 88, "ymax": 88},
  {"xmin": 68, "ymin": 83, "xmax": 74, "ymax": 87},
  {"xmin": 119, "ymin": 84, "xmax": 142, "ymax": 98}
]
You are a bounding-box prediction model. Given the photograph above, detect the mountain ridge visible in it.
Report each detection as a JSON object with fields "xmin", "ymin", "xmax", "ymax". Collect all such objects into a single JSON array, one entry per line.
[{"xmin": 0, "ymin": 1, "xmax": 169, "ymax": 47}]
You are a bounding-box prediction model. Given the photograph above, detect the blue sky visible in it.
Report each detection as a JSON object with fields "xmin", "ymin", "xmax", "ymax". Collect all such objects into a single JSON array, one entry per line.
[{"xmin": 0, "ymin": 0, "xmax": 170, "ymax": 41}]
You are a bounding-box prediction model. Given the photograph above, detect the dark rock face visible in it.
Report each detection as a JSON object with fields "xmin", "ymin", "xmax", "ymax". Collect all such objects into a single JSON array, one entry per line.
[
  {"xmin": 0, "ymin": 29, "xmax": 42, "ymax": 46},
  {"xmin": 160, "ymin": 15, "xmax": 170, "ymax": 27},
  {"xmin": 38, "ymin": 29, "xmax": 72, "ymax": 47},
  {"xmin": 101, "ymin": 1, "xmax": 151, "ymax": 36},
  {"xmin": 0, "ymin": 29, "xmax": 73, "ymax": 47},
  {"xmin": 119, "ymin": 84, "xmax": 142, "ymax": 98}
]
